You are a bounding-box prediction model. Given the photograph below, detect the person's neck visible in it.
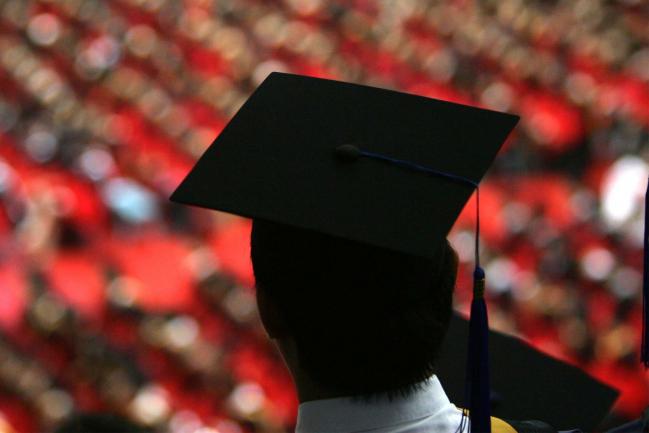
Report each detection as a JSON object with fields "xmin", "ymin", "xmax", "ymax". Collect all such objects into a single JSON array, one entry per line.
[
  {"xmin": 275, "ymin": 337, "xmax": 348, "ymax": 403},
  {"xmin": 292, "ymin": 364, "xmax": 349, "ymax": 403}
]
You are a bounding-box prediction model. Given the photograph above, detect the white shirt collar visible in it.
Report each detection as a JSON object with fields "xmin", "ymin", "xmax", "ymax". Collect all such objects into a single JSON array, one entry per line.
[{"xmin": 295, "ymin": 375, "xmax": 461, "ymax": 433}]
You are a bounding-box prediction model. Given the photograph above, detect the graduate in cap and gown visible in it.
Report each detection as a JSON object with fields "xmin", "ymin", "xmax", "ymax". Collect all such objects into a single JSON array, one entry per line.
[{"xmin": 171, "ymin": 73, "xmax": 627, "ymax": 433}]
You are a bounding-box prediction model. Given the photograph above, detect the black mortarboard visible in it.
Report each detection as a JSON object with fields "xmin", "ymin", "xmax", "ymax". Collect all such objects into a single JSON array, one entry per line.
[
  {"xmin": 170, "ymin": 72, "xmax": 518, "ymax": 259},
  {"xmin": 437, "ymin": 314, "xmax": 619, "ymax": 432},
  {"xmin": 170, "ymin": 72, "xmax": 519, "ymax": 432}
]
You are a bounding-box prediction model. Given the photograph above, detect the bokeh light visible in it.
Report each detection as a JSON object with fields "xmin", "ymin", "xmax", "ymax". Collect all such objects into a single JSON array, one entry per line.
[{"xmin": 0, "ymin": 0, "xmax": 648, "ymax": 432}]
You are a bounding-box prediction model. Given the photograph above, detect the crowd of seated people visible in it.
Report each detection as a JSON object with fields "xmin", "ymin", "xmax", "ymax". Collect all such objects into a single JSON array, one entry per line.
[{"xmin": 0, "ymin": 0, "xmax": 647, "ymax": 431}]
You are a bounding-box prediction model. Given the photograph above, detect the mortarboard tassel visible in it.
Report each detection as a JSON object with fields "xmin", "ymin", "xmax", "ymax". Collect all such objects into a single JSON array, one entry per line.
[
  {"xmin": 335, "ymin": 144, "xmax": 491, "ymax": 433},
  {"xmin": 466, "ymin": 187, "xmax": 491, "ymax": 433},
  {"xmin": 643, "ymin": 177, "xmax": 649, "ymax": 367}
]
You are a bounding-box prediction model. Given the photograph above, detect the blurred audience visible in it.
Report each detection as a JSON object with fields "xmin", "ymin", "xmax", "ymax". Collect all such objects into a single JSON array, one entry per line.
[{"xmin": 0, "ymin": 0, "xmax": 648, "ymax": 432}]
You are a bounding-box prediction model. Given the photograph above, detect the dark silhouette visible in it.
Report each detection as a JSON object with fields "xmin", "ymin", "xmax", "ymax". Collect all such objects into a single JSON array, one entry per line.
[{"xmin": 250, "ymin": 219, "xmax": 457, "ymax": 401}]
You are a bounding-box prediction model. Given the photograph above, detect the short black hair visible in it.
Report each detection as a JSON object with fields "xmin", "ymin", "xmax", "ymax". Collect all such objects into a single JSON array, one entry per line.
[{"xmin": 250, "ymin": 219, "xmax": 458, "ymax": 398}]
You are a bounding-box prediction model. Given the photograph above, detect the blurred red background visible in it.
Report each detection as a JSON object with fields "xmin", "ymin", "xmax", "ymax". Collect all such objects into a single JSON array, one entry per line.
[{"xmin": 0, "ymin": 0, "xmax": 648, "ymax": 432}]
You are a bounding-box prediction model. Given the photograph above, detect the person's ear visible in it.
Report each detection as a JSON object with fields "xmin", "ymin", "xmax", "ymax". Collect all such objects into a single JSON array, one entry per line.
[{"xmin": 255, "ymin": 286, "xmax": 290, "ymax": 339}]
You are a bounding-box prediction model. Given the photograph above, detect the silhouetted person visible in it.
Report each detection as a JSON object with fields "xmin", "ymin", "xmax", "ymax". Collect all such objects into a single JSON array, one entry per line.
[
  {"xmin": 170, "ymin": 73, "xmax": 636, "ymax": 432},
  {"xmin": 251, "ymin": 220, "xmax": 559, "ymax": 432}
]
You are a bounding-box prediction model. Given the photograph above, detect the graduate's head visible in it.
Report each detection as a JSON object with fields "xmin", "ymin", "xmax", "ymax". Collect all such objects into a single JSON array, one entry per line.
[{"xmin": 250, "ymin": 219, "xmax": 458, "ymax": 398}]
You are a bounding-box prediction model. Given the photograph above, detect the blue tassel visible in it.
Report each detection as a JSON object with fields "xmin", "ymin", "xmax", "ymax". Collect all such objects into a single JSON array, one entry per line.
[
  {"xmin": 467, "ymin": 266, "xmax": 491, "ymax": 433},
  {"xmin": 642, "ymin": 177, "xmax": 649, "ymax": 367}
]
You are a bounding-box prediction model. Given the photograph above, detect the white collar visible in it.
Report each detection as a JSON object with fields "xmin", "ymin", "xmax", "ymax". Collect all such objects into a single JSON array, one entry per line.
[{"xmin": 295, "ymin": 375, "xmax": 459, "ymax": 433}]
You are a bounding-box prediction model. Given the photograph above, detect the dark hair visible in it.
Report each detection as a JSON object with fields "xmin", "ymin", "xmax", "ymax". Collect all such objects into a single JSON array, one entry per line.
[{"xmin": 250, "ymin": 219, "xmax": 458, "ymax": 398}]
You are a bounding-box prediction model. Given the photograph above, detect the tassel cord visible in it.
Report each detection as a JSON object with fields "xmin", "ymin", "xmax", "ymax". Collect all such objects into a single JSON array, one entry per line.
[{"xmin": 642, "ymin": 178, "xmax": 649, "ymax": 367}]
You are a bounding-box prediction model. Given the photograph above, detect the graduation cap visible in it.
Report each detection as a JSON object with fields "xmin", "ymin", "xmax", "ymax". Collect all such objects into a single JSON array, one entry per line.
[
  {"xmin": 171, "ymin": 72, "xmax": 519, "ymax": 432},
  {"xmin": 437, "ymin": 314, "xmax": 619, "ymax": 432}
]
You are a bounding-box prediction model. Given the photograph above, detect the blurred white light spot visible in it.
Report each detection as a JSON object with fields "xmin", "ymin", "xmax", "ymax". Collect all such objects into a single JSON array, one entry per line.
[
  {"xmin": 76, "ymin": 36, "xmax": 121, "ymax": 79},
  {"xmin": 608, "ymin": 266, "xmax": 641, "ymax": 300},
  {"xmin": 252, "ymin": 59, "xmax": 290, "ymax": 85},
  {"xmin": 185, "ymin": 247, "xmax": 220, "ymax": 280},
  {"xmin": 222, "ymin": 288, "xmax": 257, "ymax": 324},
  {"xmin": 425, "ymin": 48, "xmax": 457, "ymax": 83},
  {"xmin": 229, "ymin": 382, "xmax": 265, "ymax": 416},
  {"xmin": 565, "ymin": 72, "xmax": 597, "ymax": 105},
  {"xmin": 131, "ymin": 385, "xmax": 170, "ymax": 424},
  {"xmin": 502, "ymin": 201, "xmax": 531, "ymax": 234},
  {"xmin": 601, "ymin": 155, "xmax": 648, "ymax": 229},
  {"xmin": 24, "ymin": 130, "xmax": 58, "ymax": 162},
  {"xmin": 78, "ymin": 148, "xmax": 115, "ymax": 181},
  {"xmin": 38, "ymin": 389, "xmax": 74, "ymax": 421},
  {"xmin": 449, "ymin": 230, "xmax": 475, "ymax": 263},
  {"xmin": 89, "ymin": 36, "xmax": 122, "ymax": 69},
  {"xmin": 164, "ymin": 316, "xmax": 199, "ymax": 350},
  {"xmin": 25, "ymin": 69, "xmax": 65, "ymax": 106},
  {"xmin": 580, "ymin": 247, "xmax": 615, "ymax": 281},
  {"xmin": 486, "ymin": 258, "xmax": 517, "ymax": 294},
  {"xmin": 628, "ymin": 215, "xmax": 646, "ymax": 247},
  {"xmin": 101, "ymin": 178, "xmax": 159, "ymax": 223},
  {"xmin": 511, "ymin": 270, "xmax": 539, "ymax": 302},
  {"xmin": 0, "ymin": 159, "xmax": 15, "ymax": 193},
  {"xmin": 169, "ymin": 410, "xmax": 202, "ymax": 433},
  {"xmin": 286, "ymin": 0, "xmax": 323, "ymax": 16},
  {"xmin": 139, "ymin": 88, "xmax": 172, "ymax": 121},
  {"xmin": 107, "ymin": 276, "xmax": 141, "ymax": 308},
  {"xmin": 481, "ymin": 81, "xmax": 513, "ymax": 111},
  {"xmin": 0, "ymin": 415, "xmax": 12, "ymax": 433},
  {"xmin": 27, "ymin": 13, "xmax": 61, "ymax": 46},
  {"xmin": 126, "ymin": 25, "xmax": 158, "ymax": 58},
  {"xmin": 33, "ymin": 295, "xmax": 66, "ymax": 331},
  {"xmin": 195, "ymin": 428, "xmax": 220, "ymax": 433},
  {"xmin": 215, "ymin": 420, "xmax": 243, "ymax": 433}
]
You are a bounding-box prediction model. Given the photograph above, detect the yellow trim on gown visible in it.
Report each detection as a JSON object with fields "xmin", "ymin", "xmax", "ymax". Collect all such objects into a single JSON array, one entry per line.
[{"xmin": 458, "ymin": 408, "xmax": 518, "ymax": 433}]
